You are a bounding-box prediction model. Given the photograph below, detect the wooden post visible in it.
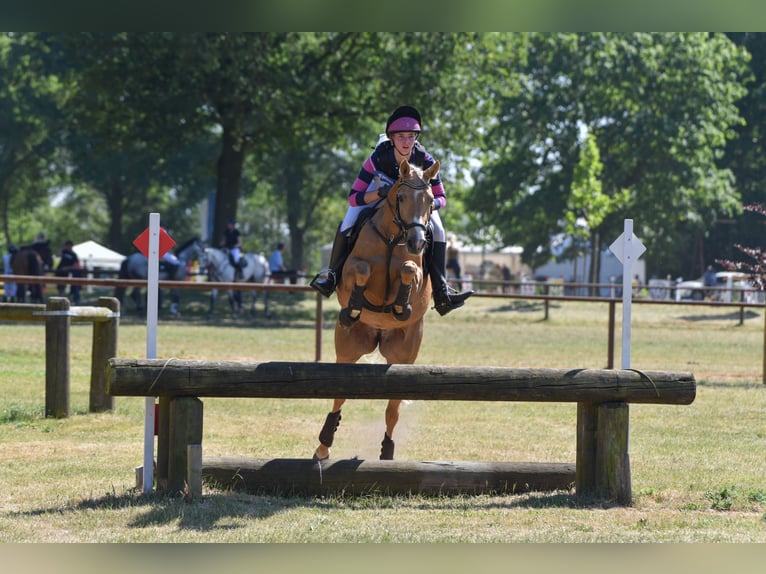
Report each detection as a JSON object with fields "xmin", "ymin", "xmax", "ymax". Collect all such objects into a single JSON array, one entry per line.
[
  {"xmin": 167, "ymin": 397, "xmax": 203, "ymax": 495},
  {"xmin": 89, "ymin": 297, "xmax": 120, "ymax": 412},
  {"xmin": 156, "ymin": 397, "xmax": 171, "ymax": 491},
  {"xmin": 595, "ymin": 401, "xmax": 631, "ymax": 504},
  {"xmin": 575, "ymin": 402, "xmax": 598, "ymax": 499},
  {"xmin": 45, "ymin": 297, "xmax": 70, "ymax": 418},
  {"xmin": 607, "ymin": 300, "xmax": 616, "ymax": 369},
  {"xmin": 187, "ymin": 444, "xmax": 203, "ymax": 499}
]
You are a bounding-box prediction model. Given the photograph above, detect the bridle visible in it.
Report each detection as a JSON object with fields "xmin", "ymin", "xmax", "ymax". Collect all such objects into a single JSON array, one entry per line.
[{"xmin": 390, "ymin": 176, "xmax": 433, "ymax": 238}]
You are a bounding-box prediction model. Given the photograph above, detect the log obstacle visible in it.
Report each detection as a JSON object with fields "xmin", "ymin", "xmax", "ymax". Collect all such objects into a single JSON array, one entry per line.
[
  {"xmin": 1, "ymin": 297, "xmax": 120, "ymax": 417},
  {"xmin": 106, "ymin": 359, "xmax": 696, "ymax": 504},
  {"xmin": 202, "ymin": 458, "xmax": 576, "ymax": 497}
]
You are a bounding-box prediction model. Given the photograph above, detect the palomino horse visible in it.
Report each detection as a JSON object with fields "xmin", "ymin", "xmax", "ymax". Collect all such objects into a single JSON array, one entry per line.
[
  {"xmin": 313, "ymin": 160, "xmax": 438, "ymax": 461},
  {"xmin": 114, "ymin": 237, "xmax": 204, "ymax": 316},
  {"xmin": 11, "ymin": 241, "xmax": 54, "ymax": 303},
  {"xmin": 197, "ymin": 247, "xmax": 269, "ymax": 319}
]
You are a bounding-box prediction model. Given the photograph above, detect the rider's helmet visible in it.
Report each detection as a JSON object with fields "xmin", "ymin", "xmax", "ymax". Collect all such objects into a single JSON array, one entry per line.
[{"xmin": 385, "ymin": 105, "xmax": 422, "ymax": 136}]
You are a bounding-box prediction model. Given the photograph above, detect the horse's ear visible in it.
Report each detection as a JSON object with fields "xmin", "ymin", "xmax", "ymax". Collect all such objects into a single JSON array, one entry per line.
[
  {"xmin": 399, "ymin": 160, "xmax": 412, "ymax": 177},
  {"xmin": 424, "ymin": 160, "xmax": 440, "ymax": 182}
]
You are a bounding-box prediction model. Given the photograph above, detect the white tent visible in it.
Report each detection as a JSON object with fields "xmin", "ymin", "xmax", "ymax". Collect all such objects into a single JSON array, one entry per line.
[{"xmin": 73, "ymin": 240, "xmax": 126, "ymax": 271}]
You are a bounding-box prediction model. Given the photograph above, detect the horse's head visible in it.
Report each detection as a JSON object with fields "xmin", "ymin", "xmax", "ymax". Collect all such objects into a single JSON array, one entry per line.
[{"xmin": 389, "ymin": 160, "xmax": 437, "ymax": 255}]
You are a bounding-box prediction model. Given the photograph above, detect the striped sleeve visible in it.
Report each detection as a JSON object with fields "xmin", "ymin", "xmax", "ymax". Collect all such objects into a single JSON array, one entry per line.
[{"xmin": 348, "ymin": 156, "xmax": 377, "ymax": 206}]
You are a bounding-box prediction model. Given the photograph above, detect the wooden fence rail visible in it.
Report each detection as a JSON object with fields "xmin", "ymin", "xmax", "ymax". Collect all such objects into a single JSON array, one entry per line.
[
  {"xmin": 106, "ymin": 358, "xmax": 695, "ymax": 504},
  {"xmin": 1, "ymin": 297, "xmax": 120, "ymax": 417}
]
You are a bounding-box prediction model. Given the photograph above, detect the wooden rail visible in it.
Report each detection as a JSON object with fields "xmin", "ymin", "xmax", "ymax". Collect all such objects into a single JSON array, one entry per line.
[
  {"xmin": 1, "ymin": 297, "xmax": 120, "ymax": 417},
  {"xmin": 106, "ymin": 359, "xmax": 695, "ymax": 504}
]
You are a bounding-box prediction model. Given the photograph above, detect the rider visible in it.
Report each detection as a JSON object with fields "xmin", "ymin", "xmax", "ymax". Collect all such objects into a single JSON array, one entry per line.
[
  {"xmin": 310, "ymin": 105, "xmax": 474, "ymax": 316},
  {"xmin": 224, "ymin": 217, "xmax": 245, "ymax": 279}
]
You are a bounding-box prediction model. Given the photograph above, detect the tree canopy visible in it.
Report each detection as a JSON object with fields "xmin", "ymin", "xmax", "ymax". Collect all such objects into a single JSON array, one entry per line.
[{"xmin": 0, "ymin": 32, "xmax": 758, "ymax": 281}]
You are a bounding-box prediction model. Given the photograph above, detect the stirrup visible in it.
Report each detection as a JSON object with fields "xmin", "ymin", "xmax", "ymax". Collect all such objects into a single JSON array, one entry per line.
[
  {"xmin": 433, "ymin": 288, "xmax": 474, "ymax": 316},
  {"xmin": 310, "ymin": 270, "xmax": 337, "ymax": 298}
]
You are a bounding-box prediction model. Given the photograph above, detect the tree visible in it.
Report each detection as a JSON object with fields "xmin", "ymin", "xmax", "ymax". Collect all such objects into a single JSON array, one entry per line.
[
  {"xmin": 470, "ymin": 33, "xmax": 749, "ymax": 278},
  {"xmin": 0, "ymin": 33, "xmax": 68, "ymax": 247}
]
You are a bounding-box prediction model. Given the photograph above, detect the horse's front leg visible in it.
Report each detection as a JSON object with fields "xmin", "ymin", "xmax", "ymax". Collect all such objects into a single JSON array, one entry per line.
[
  {"xmin": 313, "ymin": 398, "xmax": 347, "ymax": 461},
  {"xmin": 392, "ymin": 261, "xmax": 417, "ymax": 321},
  {"xmin": 338, "ymin": 260, "xmax": 370, "ymax": 328}
]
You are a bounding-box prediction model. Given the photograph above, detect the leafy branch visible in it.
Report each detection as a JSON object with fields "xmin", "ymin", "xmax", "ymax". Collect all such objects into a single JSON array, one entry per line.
[{"xmin": 717, "ymin": 203, "xmax": 766, "ymax": 291}]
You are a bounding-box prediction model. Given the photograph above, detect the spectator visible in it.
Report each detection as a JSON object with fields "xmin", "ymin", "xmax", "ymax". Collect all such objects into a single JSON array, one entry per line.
[
  {"xmin": 55, "ymin": 240, "xmax": 81, "ymax": 304},
  {"xmin": 269, "ymin": 242, "xmax": 296, "ymax": 284},
  {"xmin": 446, "ymin": 235, "xmax": 462, "ymax": 290},
  {"xmin": 2, "ymin": 244, "xmax": 17, "ymax": 302}
]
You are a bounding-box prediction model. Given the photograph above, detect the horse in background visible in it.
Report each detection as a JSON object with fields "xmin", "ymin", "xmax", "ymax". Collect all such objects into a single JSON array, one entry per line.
[
  {"xmin": 114, "ymin": 237, "xmax": 204, "ymax": 316},
  {"xmin": 10, "ymin": 240, "xmax": 54, "ymax": 303},
  {"xmin": 313, "ymin": 160, "xmax": 437, "ymax": 462},
  {"xmin": 198, "ymin": 247, "xmax": 269, "ymax": 319}
]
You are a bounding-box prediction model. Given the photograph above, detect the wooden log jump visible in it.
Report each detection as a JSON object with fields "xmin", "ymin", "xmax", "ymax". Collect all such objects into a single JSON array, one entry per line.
[
  {"xmin": 203, "ymin": 458, "xmax": 576, "ymax": 497},
  {"xmin": 106, "ymin": 359, "xmax": 696, "ymax": 504},
  {"xmin": 1, "ymin": 297, "xmax": 120, "ymax": 417}
]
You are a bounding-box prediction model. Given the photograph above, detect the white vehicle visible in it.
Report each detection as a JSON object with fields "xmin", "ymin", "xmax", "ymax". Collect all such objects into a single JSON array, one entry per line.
[{"xmin": 674, "ymin": 271, "xmax": 755, "ymax": 302}]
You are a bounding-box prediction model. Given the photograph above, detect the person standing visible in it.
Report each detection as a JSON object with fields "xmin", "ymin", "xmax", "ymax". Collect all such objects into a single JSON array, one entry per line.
[
  {"xmin": 2, "ymin": 244, "xmax": 17, "ymax": 302},
  {"xmin": 446, "ymin": 234, "xmax": 463, "ymax": 291},
  {"xmin": 269, "ymin": 242, "xmax": 298, "ymax": 284},
  {"xmin": 55, "ymin": 240, "xmax": 81, "ymax": 304}
]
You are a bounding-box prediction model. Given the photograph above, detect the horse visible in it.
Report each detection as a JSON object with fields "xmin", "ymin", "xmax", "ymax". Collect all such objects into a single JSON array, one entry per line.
[
  {"xmin": 10, "ymin": 240, "xmax": 54, "ymax": 303},
  {"xmin": 114, "ymin": 237, "xmax": 204, "ymax": 316},
  {"xmin": 197, "ymin": 247, "xmax": 270, "ymax": 319},
  {"xmin": 313, "ymin": 160, "xmax": 438, "ymax": 462}
]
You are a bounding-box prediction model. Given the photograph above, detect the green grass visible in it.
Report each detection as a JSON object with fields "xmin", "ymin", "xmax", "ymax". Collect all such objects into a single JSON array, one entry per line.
[{"xmin": 1, "ymin": 290, "xmax": 766, "ymax": 541}]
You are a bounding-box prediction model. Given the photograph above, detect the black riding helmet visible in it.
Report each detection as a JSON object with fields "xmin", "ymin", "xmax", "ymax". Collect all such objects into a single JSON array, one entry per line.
[{"xmin": 386, "ymin": 105, "xmax": 422, "ymax": 136}]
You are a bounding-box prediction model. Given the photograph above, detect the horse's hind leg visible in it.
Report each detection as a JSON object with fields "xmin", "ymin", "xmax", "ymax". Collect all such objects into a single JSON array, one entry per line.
[{"xmin": 380, "ymin": 399, "xmax": 402, "ymax": 460}]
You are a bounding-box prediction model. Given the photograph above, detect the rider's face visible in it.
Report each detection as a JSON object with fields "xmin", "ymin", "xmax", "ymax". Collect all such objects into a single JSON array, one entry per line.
[{"xmin": 392, "ymin": 132, "xmax": 418, "ymax": 156}]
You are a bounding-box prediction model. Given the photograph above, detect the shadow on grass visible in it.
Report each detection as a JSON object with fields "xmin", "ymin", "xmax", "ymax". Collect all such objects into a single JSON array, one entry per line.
[
  {"xmin": 677, "ymin": 309, "xmax": 760, "ymax": 322},
  {"xmin": 7, "ymin": 483, "xmax": 617, "ymax": 534}
]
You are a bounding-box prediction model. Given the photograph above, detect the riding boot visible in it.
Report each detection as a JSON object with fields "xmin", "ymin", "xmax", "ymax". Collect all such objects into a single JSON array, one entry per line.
[
  {"xmin": 310, "ymin": 226, "xmax": 351, "ymax": 298},
  {"xmin": 430, "ymin": 241, "xmax": 474, "ymax": 316}
]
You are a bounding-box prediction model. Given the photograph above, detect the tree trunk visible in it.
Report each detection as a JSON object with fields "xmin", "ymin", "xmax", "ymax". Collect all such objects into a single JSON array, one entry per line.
[
  {"xmin": 588, "ymin": 230, "xmax": 601, "ymax": 296},
  {"xmin": 106, "ymin": 178, "xmax": 125, "ymax": 252},
  {"xmin": 212, "ymin": 123, "xmax": 245, "ymax": 248}
]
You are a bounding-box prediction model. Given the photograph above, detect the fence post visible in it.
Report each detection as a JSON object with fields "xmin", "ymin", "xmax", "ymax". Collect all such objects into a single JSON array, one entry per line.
[
  {"xmin": 89, "ymin": 296, "xmax": 120, "ymax": 412},
  {"xmin": 167, "ymin": 397, "xmax": 204, "ymax": 494},
  {"xmin": 45, "ymin": 297, "xmax": 70, "ymax": 418}
]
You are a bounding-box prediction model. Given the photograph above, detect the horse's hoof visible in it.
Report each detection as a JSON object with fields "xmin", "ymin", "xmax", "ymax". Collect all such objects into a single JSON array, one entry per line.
[
  {"xmin": 392, "ymin": 305, "xmax": 412, "ymax": 321},
  {"xmin": 339, "ymin": 308, "xmax": 360, "ymax": 327},
  {"xmin": 380, "ymin": 433, "xmax": 395, "ymax": 460}
]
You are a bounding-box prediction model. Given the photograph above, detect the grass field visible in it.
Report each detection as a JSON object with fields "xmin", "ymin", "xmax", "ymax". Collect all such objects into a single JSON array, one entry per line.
[{"xmin": 1, "ymin": 287, "xmax": 765, "ymax": 542}]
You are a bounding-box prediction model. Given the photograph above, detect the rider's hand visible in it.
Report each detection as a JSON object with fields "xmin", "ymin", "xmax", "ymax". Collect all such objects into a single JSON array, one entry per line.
[{"xmin": 377, "ymin": 184, "xmax": 391, "ymax": 199}]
